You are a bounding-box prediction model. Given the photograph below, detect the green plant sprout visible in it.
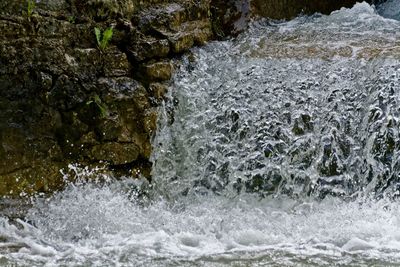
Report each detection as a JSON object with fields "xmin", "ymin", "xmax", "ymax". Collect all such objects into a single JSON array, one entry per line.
[
  {"xmin": 27, "ymin": 0, "xmax": 35, "ymax": 18},
  {"xmin": 68, "ymin": 16, "xmax": 76, "ymax": 24},
  {"xmin": 87, "ymin": 94, "xmax": 109, "ymax": 118},
  {"xmin": 94, "ymin": 27, "xmax": 113, "ymax": 51}
]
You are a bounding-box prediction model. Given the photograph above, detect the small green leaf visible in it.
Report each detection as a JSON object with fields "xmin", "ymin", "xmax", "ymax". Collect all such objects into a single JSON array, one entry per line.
[
  {"xmin": 91, "ymin": 94, "xmax": 109, "ymax": 118},
  {"xmin": 94, "ymin": 27, "xmax": 113, "ymax": 51},
  {"xmin": 98, "ymin": 104, "xmax": 108, "ymax": 118},
  {"xmin": 94, "ymin": 94, "xmax": 102, "ymax": 104},
  {"xmin": 27, "ymin": 0, "xmax": 35, "ymax": 18},
  {"xmin": 94, "ymin": 27, "xmax": 101, "ymax": 47},
  {"xmin": 68, "ymin": 16, "xmax": 76, "ymax": 24},
  {"xmin": 103, "ymin": 28, "xmax": 113, "ymax": 42},
  {"xmin": 100, "ymin": 27, "xmax": 113, "ymax": 50}
]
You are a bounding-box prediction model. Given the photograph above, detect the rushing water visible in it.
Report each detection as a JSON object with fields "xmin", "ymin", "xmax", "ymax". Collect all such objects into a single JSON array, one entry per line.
[
  {"xmin": 1, "ymin": 2, "xmax": 400, "ymax": 266},
  {"xmin": 378, "ymin": 0, "xmax": 400, "ymax": 20}
]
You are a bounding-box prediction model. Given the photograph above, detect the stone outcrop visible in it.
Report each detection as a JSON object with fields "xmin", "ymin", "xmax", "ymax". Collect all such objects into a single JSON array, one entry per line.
[
  {"xmin": 0, "ymin": 0, "xmax": 378, "ymax": 196},
  {"xmin": 0, "ymin": 0, "xmax": 213, "ymax": 196}
]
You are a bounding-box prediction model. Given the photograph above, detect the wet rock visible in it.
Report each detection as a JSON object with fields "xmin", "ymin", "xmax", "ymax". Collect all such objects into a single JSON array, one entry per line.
[
  {"xmin": 166, "ymin": 20, "xmax": 213, "ymax": 53},
  {"xmin": 141, "ymin": 60, "xmax": 174, "ymax": 81},
  {"xmin": 0, "ymin": 0, "xmax": 68, "ymax": 15},
  {"xmin": 71, "ymin": 0, "xmax": 138, "ymax": 20},
  {"xmin": 0, "ymin": 163, "xmax": 65, "ymax": 196},
  {"xmin": 169, "ymin": 31, "xmax": 195, "ymax": 53},
  {"xmin": 251, "ymin": 0, "xmax": 376, "ymax": 19},
  {"xmin": 48, "ymin": 74, "xmax": 86, "ymax": 111},
  {"xmin": 0, "ymin": 18, "xmax": 27, "ymax": 37},
  {"xmin": 135, "ymin": 3, "xmax": 187, "ymax": 32},
  {"xmin": 99, "ymin": 77, "xmax": 150, "ymax": 112},
  {"xmin": 210, "ymin": 0, "xmax": 249, "ymax": 37},
  {"xmin": 143, "ymin": 109, "xmax": 159, "ymax": 135},
  {"xmin": 1, "ymin": 1, "xmax": 205, "ymax": 196},
  {"xmin": 89, "ymin": 143, "xmax": 140, "ymax": 165},
  {"xmin": 149, "ymin": 82, "xmax": 168, "ymax": 103},
  {"xmin": 126, "ymin": 33, "xmax": 170, "ymax": 62},
  {"xmin": 102, "ymin": 47, "xmax": 131, "ymax": 77}
]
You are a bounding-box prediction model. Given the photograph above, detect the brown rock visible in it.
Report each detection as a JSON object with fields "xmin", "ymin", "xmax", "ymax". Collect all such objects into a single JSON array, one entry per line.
[
  {"xmin": 102, "ymin": 47, "xmax": 131, "ymax": 77},
  {"xmin": 169, "ymin": 31, "xmax": 195, "ymax": 53},
  {"xmin": 143, "ymin": 108, "xmax": 159, "ymax": 135},
  {"xmin": 126, "ymin": 34, "xmax": 170, "ymax": 62},
  {"xmin": 149, "ymin": 82, "xmax": 168, "ymax": 102},
  {"xmin": 90, "ymin": 143, "xmax": 140, "ymax": 165},
  {"xmin": 142, "ymin": 60, "xmax": 174, "ymax": 81}
]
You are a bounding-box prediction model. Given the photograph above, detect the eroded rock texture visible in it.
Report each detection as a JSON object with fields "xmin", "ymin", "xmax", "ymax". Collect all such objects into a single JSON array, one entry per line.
[{"xmin": 0, "ymin": 0, "xmax": 213, "ymax": 196}]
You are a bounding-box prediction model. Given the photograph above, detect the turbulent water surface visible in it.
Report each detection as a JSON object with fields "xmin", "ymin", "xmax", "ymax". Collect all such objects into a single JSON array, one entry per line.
[{"xmin": 2, "ymin": 2, "xmax": 400, "ymax": 266}]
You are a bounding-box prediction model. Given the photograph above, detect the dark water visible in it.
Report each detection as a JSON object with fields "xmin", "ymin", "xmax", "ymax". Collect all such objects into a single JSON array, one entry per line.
[{"xmin": 1, "ymin": 2, "xmax": 400, "ymax": 266}]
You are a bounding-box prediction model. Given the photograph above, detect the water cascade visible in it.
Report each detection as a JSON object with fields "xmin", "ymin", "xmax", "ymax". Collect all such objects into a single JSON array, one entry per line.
[{"xmin": 1, "ymin": 2, "xmax": 400, "ymax": 266}]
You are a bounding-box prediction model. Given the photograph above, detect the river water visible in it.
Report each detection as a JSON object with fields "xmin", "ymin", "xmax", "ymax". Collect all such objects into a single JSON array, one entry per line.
[{"xmin": 1, "ymin": 2, "xmax": 400, "ymax": 266}]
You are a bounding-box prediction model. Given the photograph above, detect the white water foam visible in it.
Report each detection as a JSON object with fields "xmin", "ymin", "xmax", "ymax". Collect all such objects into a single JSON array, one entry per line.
[{"xmin": 1, "ymin": 184, "xmax": 400, "ymax": 266}]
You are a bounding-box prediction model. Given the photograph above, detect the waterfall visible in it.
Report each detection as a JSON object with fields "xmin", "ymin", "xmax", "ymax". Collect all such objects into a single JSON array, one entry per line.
[
  {"xmin": 377, "ymin": 0, "xmax": 400, "ymax": 20},
  {"xmin": 152, "ymin": 2, "xmax": 400, "ymax": 201}
]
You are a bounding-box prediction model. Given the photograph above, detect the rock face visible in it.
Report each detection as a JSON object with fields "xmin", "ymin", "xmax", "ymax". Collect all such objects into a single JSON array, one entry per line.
[
  {"xmin": 0, "ymin": 0, "xmax": 376, "ymax": 196},
  {"xmin": 0, "ymin": 0, "xmax": 213, "ymax": 196}
]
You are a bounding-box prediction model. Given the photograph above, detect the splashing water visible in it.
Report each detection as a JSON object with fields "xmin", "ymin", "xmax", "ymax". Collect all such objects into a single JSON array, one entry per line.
[
  {"xmin": 377, "ymin": 0, "xmax": 400, "ymax": 20},
  {"xmin": 2, "ymin": 192, "xmax": 400, "ymax": 266},
  {"xmin": 153, "ymin": 2, "xmax": 400, "ymax": 200},
  {"xmin": 1, "ymin": 2, "xmax": 400, "ymax": 266}
]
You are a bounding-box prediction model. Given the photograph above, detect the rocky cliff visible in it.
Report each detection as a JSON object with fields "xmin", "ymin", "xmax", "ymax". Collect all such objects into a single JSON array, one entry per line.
[
  {"xmin": 0, "ymin": 0, "xmax": 214, "ymax": 196},
  {"xmin": 0, "ymin": 0, "xmax": 376, "ymax": 196}
]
